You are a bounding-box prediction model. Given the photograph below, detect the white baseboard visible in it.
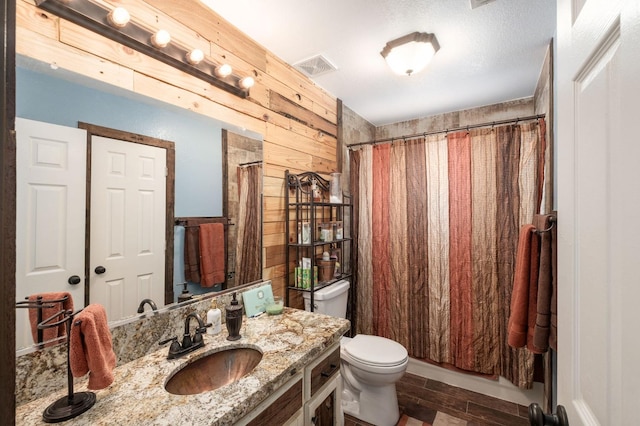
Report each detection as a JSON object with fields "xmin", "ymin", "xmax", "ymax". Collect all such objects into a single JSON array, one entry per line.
[{"xmin": 406, "ymin": 358, "xmax": 543, "ymax": 407}]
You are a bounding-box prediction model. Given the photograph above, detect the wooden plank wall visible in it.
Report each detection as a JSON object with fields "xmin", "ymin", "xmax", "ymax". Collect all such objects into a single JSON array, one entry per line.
[{"xmin": 16, "ymin": 0, "xmax": 340, "ymax": 301}]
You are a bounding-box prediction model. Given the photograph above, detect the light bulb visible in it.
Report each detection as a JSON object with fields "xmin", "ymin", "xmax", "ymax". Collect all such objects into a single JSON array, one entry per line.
[
  {"xmin": 214, "ymin": 64, "xmax": 232, "ymax": 78},
  {"xmin": 107, "ymin": 7, "xmax": 130, "ymax": 28},
  {"xmin": 239, "ymin": 76, "xmax": 255, "ymax": 89},
  {"xmin": 186, "ymin": 49, "xmax": 204, "ymax": 65},
  {"xmin": 150, "ymin": 30, "xmax": 171, "ymax": 48}
]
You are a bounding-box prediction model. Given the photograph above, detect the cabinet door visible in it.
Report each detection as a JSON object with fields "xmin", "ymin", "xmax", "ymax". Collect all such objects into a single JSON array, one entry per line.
[
  {"xmin": 305, "ymin": 374, "xmax": 342, "ymax": 426},
  {"xmin": 240, "ymin": 374, "xmax": 303, "ymax": 426},
  {"xmin": 312, "ymin": 390, "xmax": 335, "ymax": 426}
]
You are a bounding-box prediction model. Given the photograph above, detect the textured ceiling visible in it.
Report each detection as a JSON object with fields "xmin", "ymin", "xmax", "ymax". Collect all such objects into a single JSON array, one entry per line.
[{"xmin": 202, "ymin": 0, "xmax": 556, "ymax": 126}]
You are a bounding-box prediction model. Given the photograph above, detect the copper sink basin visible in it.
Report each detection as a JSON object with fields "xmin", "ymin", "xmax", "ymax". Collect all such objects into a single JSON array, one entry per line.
[{"xmin": 164, "ymin": 347, "xmax": 263, "ymax": 395}]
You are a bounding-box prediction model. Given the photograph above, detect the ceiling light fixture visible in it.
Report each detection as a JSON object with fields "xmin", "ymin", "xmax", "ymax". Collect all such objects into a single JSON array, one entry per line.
[
  {"xmin": 34, "ymin": 0, "xmax": 253, "ymax": 98},
  {"xmin": 380, "ymin": 32, "xmax": 440, "ymax": 76}
]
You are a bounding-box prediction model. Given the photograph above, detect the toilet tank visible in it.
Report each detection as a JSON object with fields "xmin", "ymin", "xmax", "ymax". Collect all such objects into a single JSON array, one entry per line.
[{"xmin": 302, "ymin": 280, "xmax": 350, "ymax": 318}]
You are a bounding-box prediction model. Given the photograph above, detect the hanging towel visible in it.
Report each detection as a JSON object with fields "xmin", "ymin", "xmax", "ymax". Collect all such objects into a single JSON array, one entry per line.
[
  {"xmin": 549, "ymin": 212, "xmax": 558, "ymax": 351},
  {"xmin": 28, "ymin": 292, "xmax": 74, "ymax": 346},
  {"xmin": 70, "ymin": 304, "xmax": 116, "ymax": 390},
  {"xmin": 508, "ymin": 224, "xmax": 542, "ymax": 352},
  {"xmin": 533, "ymin": 214, "xmax": 556, "ymax": 352},
  {"xmin": 184, "ymin": 220, "xmax": 202, "ymax": 283},
  {"xmin": 199, "ymin": 222, "xmax": 225, "ymax": 287}
]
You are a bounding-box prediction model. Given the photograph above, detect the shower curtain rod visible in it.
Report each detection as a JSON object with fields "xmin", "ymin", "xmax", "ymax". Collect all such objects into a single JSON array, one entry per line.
[{"xmin": 348, "ymin": 113, "xmax": 546, "ymax": 149}]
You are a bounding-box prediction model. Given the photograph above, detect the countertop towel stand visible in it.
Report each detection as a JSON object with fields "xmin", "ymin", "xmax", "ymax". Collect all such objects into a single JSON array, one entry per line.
[
  {"xmin": 37, "ymin": 308, "xmax": 96, "ymax": 423},
  {"xmin": 15, "ymin": 294, "xmax": 69, "ymax": 347}
]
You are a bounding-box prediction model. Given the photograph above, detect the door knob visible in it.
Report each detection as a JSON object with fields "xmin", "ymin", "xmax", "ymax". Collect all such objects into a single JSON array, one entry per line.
[
  {"xmin": 94, "ymin": 266, "xmax": 106, "ymax": 274},
  {"xmin": 68, "ymin": 275, "xmax": 81, "ymax": 285}
]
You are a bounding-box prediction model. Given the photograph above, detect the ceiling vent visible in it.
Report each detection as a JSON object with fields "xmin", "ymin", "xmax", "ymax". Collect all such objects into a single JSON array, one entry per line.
[
  {"xmin": 469, "ymin": 0, "xmax": 496, "ymax": 9},
  {"xmin": 294, "ymin": 55, "xmax": 337, "ymax": 77}
]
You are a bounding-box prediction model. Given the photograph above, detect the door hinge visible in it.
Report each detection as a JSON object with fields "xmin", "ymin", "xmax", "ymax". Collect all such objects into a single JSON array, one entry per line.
[{"xmin": 165, "ymin": 167, "xmax": 168, "ymax": 177}]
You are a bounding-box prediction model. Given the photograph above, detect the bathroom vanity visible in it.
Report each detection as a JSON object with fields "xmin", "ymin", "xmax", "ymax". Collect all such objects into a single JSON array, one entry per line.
[{"xmin": 15, "ymin": 308, "xmax": 349, "ymax": 425}]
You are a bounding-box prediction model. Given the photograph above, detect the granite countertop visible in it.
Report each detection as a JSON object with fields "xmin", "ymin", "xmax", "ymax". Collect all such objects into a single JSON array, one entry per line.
[{"xmin": 16, "ymin": 308, "xmax": 349, "ymax": 425}]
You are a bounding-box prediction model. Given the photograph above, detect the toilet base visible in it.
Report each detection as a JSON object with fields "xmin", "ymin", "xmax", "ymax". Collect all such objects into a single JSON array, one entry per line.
[{"xmin": 341, "ymin": 384, "xmax": 400, "ymax": 426}]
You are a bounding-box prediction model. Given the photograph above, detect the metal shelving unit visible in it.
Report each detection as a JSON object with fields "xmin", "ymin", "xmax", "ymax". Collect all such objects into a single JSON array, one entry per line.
[{"xmin": 284, "ymin": 170, "xmax": 354, "ymax": 334}]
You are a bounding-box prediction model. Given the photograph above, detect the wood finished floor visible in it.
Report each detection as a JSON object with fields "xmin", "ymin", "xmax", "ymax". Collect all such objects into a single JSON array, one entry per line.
[{"xmin": 344, "ymin": 373, "xmax": 530, "ymax": 426}]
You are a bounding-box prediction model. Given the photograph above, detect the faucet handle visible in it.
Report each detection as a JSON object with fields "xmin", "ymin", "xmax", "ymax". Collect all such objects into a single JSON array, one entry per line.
[
  {"xmin": 159, "ymin": 336, "xmax": 182, "ymax": 358},
  {"xmin": 159, "ymin": 336, "xmax": 178, "ymax": 346},
  {"xmin": 198, "ymin": 322, "xmax": 213, "ymax": 333},
  {"xmin": 193, "ymin": 323, "xmax": 212, "ymax": 345}
]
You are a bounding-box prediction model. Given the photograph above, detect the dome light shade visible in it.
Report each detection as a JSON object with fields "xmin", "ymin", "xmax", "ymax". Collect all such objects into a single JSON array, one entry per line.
[{"xmin": 381, "ymin": 32, "xmax": 440, "ymax": 76}]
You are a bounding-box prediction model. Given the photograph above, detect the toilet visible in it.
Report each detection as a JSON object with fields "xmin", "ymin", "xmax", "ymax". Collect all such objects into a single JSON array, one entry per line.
[{"xmin": 303, "ymin": 280, "xmax": 408, "ymax": 426}]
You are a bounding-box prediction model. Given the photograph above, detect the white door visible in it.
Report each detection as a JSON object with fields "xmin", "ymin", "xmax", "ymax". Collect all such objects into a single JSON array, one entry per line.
[
  {"xmin": 557, "ymin": 0, "xmax": 640, "ymax": 424},
  {"xmin": 15, "ymin": 118, "xmax": 87, "ymax": 350},
  {"xmin": 90, "ymin": 136, "xmax": 166, "ymax": 321}
]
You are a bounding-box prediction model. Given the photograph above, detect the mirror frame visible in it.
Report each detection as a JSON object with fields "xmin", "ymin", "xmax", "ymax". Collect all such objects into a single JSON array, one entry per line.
[{"xmin": 1, "ymin": 0, "xmax": 16, "ymax": 421}]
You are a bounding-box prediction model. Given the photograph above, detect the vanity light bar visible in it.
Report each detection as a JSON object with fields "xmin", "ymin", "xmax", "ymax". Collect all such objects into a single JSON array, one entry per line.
[{"xmin": 35, "ymin": 0, "xmax": 252, "ymax": 98}]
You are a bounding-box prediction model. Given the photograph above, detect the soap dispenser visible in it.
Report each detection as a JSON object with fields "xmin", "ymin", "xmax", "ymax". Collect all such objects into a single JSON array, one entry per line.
[
  {"xmin": 177, "ymin": 282, "xmax": 193, "ymax": 303},
  {"xmin": 225, "ymin": 292, "xmax": 243, "ymax": 341},
  {"xmin": 207, "ymin": 302, "xmax": 222, "ymax": 335}
]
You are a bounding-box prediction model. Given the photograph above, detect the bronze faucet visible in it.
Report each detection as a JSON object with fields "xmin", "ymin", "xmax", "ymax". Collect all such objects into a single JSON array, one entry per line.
[
  {"xmin": 137, "ymin": 299, "xmax": 158, "ymax": 313},
  {"xmin": 159, "ymin": 312, "xmax": 211, "ymax": 359}
]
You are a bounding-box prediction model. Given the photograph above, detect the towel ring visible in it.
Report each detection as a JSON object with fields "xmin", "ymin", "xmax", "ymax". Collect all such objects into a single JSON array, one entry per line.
[{"xmin": 535, "ymin": 216, "xmax": 556, "ymax": 234}]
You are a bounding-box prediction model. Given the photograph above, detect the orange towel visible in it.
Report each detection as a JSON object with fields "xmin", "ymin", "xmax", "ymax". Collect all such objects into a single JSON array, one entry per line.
[
  {"xmin": 70, "ymin": 304, "xmax": 116, "ymax": 390},
  {"xmin": 199, "ymin": 223, "xmax": 225, "ymax": 287},
  {"xmin": 508, "ymin": 224, "xmax": 542, "ymax": 352},
  {"xmin": 28, "ymin": 292, "xmax": 74, "ymax": 346}
]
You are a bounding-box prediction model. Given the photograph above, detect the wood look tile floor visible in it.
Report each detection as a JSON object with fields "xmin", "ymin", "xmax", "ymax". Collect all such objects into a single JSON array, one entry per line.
[{"xmin": 344, "ymin": 373, "xmax": 531, "ymax": 426}]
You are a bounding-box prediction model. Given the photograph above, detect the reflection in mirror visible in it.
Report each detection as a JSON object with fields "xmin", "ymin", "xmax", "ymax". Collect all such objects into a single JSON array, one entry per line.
[
  {"xmin": 15, "ymin": 56, "xmax": 263, "ymax": 353},
  {"xmin": 223, "ymin": 130, "xmax": 263, "ymax": 288}
]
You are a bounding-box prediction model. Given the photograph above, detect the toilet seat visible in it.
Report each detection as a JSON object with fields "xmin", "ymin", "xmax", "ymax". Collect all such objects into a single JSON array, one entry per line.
[{"xmin": 343, "ymin": 335, "xmax": 408, "ymax": 367}]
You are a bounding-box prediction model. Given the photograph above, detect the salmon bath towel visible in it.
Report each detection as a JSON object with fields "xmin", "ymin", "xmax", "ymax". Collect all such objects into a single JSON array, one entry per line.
[
  {"xmin": 508, "ymin": 224, "xmax": 542, "ymax": 352},
  {"xmin": 70, "ymin": 304, "xmax": 116, "ymax": 390},
  {"xmin": 28, "ymin": 292, "xmax": 74, "ymax": 346},
  {"xmin": 199, "ymin": 222, "xmax": 225, "ymax": 287}
]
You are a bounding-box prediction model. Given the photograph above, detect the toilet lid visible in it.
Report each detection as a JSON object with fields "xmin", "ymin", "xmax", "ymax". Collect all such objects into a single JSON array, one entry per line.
[{"xmin": 344, "ymin": 335, "xmax": 408, "ymax": 367}]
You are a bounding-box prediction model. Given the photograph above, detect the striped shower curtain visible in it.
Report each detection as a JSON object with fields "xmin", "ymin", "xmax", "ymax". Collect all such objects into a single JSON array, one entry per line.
[{"xmin": 350, "ymin": 119, "xmax": 547, "ymax": 388}]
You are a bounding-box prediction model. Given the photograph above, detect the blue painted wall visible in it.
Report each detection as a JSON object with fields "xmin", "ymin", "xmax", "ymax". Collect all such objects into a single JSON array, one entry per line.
[
  {"xmin": 16, "ymin": 66, "xmax": 228, "ymax": 297},
  {"xmin": 16, "ymin": 66, "xmax": 223, "ymax": 217}
]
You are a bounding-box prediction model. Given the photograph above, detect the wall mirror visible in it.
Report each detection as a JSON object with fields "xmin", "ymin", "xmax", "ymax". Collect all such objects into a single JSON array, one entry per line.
[{"xmin": 15, "ymin": 55, "xmax": 263, "ymax": 353}]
